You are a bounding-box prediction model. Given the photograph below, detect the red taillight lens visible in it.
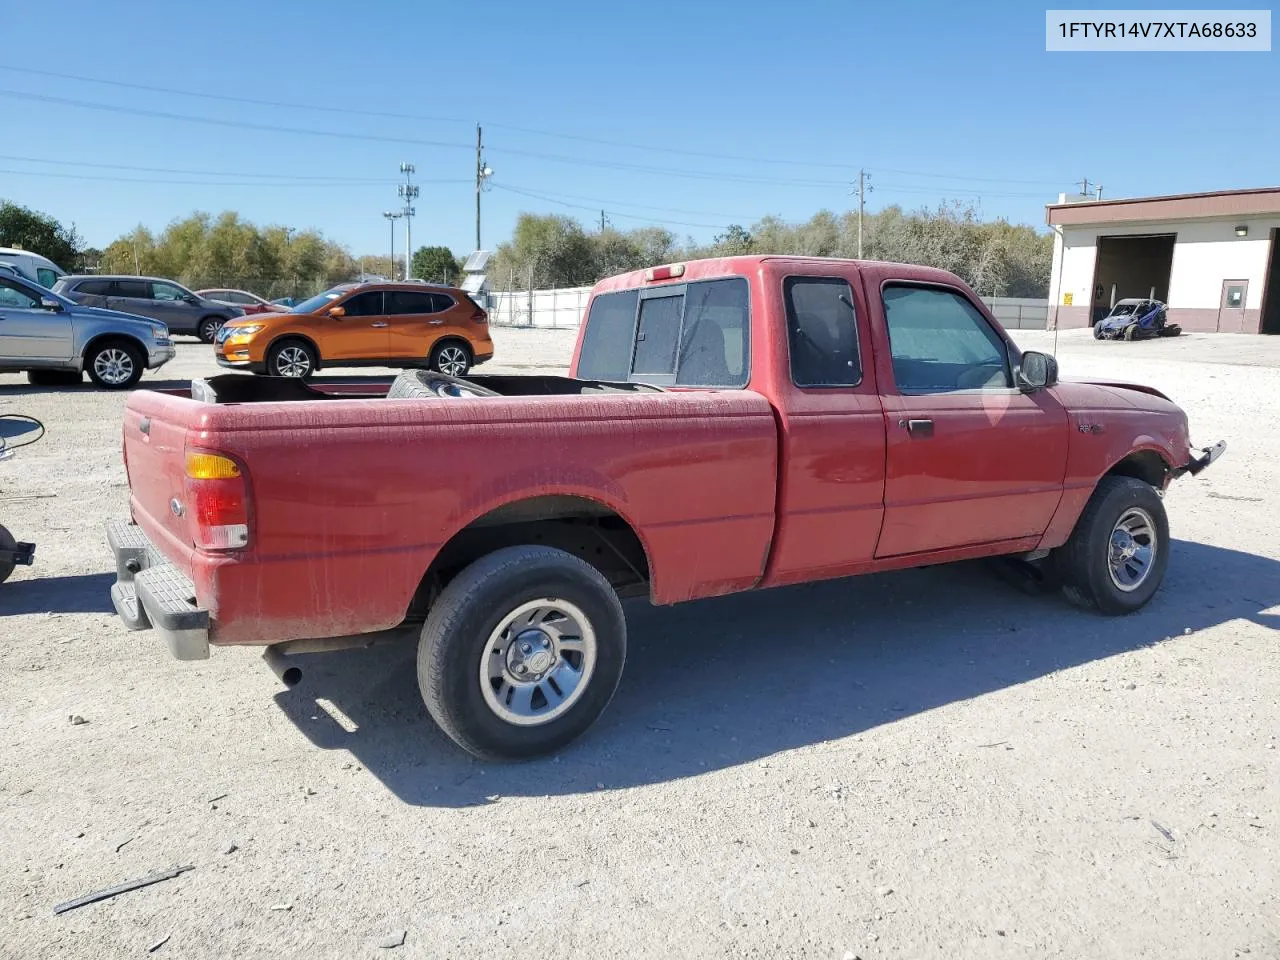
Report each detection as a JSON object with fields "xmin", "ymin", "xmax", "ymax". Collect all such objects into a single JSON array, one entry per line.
[
  {"xmin": 184, "ymin": 450, "xmax": 250, "ymax": 550},
  {"xmin": 471, "ymin": 307, "xmax": 487, "ymax": 323}
]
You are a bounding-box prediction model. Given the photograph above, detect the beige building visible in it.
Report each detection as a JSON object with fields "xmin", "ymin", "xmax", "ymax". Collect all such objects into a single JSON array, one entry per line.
[{"xmin": 1047, "ymin": 187, "xmax": 1280, "ymax": 334}]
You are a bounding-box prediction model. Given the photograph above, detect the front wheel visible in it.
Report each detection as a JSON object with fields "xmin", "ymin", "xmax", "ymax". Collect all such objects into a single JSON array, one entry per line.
[
  {"xmin": 86, "ymin": 340, "xmax": 144, "ymax": 389},
  {"xmin": 429, "ymin": 341, "xmax": 471, "ymax": 378},
  {"xmin": 197, "ymin": 317, "xmax": 223, "ymax": 344},
  {"xmin": 1093, "ymin": 322, "xmax": 1106, "ymax": 340},
  {"xmin": 1055, "ymin": 475, "xmax": 1169, "ymax": 614},
  {"xmin": 418, "ymin": 545, "xmax": 627, "ymax": 761},
  {"xmin": 266, "ymin": 339, "xmax": 317, "ymax": 378}
]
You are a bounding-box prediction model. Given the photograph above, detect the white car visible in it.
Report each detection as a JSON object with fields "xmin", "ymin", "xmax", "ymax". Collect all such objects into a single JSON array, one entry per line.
[{"xmin": 0, "ymin": 247, "xmax": 66, "ymax": 288}]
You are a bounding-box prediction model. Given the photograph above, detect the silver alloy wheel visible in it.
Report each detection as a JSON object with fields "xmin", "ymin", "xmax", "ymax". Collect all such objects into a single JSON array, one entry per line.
[
  {"xmin": 436, "ymin": 345, "xmax": 469, "ymax": 377},
  {"xmin": 1108, "ymin": 507, "xmax": 1157, "ymax": 592},
  {"xmin": 479, "ymin": 598, "xmax": 598, "ymax": 727},
  {"xmin": 93, "ymin": 348, "xmax": 135, "ymax": 386},
  {"xmin": 274, "ymin": 345, "xmax": 312, "ymax": 377},
  {"xmin": 200, "ymin": 319, "xmax": 221, "ymax": 342}
]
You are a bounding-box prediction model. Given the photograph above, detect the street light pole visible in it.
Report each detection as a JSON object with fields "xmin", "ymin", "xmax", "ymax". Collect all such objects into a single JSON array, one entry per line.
[
  {"xmin": 475, "ymin": 124, "xmax": 492, "ymax": 252},
  {"xmin": 382, "ymin": 211, "xmax": 402, "ymax": 280}
]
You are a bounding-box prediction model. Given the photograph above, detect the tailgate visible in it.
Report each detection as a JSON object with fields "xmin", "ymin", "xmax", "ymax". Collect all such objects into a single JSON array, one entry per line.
[{"xmin": 122, "ymin": 393, "xmax": 199, "ymax": 570}]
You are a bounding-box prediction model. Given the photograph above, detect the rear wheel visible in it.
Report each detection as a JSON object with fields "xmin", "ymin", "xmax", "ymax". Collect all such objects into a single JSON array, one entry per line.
[
  {"xmin": 1055, "ymin": 475, "xmax": 1169, "ymax": 614},
  {"xmin": 266, "ymin": 339, "xmax": 316, "ymax": 378},
  {"xmin": 429, "ymin": 340, "xmax": 471, "ymax": 378},
  {"xmin": 417, "ymin": 545, "xmax": 627, "ymax": 761},
  {"xmin": 86, "ymin": 340, "xmax": 144, "ymax": 389},
  {"xmin": 197, "ymin": 317, "xmax": 223, "ymax": 344}
]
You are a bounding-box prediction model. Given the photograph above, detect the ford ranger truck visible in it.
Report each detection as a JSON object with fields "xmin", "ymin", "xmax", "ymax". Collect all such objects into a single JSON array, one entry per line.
[{"xmin": 107, "ymin": 256, "xmax": 1224, "ymax": 760}]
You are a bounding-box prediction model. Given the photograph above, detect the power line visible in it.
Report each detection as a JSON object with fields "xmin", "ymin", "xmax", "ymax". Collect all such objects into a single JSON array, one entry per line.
[
  {"xmin": 0, "ymin": 167, "xmax": 459, "ymax": 188},
  {"xmin": 0, "ymin": 80, "xmax": 1075, "ymax": 194},
  {"xmin": 490, "ymin": 183, "xmax": 734, "ymax": 230},
  {"xmin": 0, "ymin": 64, "xmax": 1076, "ymax": 181},
  {"xmin": 492, "ymin": 184, "xmax": 756, "ymax": 221},
  {"xmin": 0, "ymin": 153, "xmax": 415, "ymax": 183}
]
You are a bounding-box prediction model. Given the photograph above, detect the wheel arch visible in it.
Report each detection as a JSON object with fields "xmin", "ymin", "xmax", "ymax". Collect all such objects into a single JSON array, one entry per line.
[
  {"xmin": 265, "ymin": 332, "xmax": 322, "ymax": 367},
  {"xmin": 405, "ymin": 493, "xmax": 653, "ymax": 622},
  {"xmin": 1104, "ymin": 447, "xmax": 1172, "ymax": 488},
  {"xmin": 430, "ymin": 336, "xmax": 473, "ymax": 359}
]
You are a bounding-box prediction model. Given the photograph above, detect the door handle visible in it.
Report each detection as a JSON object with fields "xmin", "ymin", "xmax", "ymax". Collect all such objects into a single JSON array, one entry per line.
[
  {"xmin": 898, "ymin": 418, "xmax": 934, "ymax": 437},
  {"xmin": 370, "ymin": 322, "xmax": 389, "ymax": 328},
  {"xmin": 427, "ymin": 319, "xmax": 445, "ymax": 325}
]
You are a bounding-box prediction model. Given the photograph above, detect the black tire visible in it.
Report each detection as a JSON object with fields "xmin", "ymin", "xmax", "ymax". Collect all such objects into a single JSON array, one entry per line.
[
  {"xmin": 1122, "ymin": 323, "xmax": 1137, "ymax": 341},
  {"xmin": 1093, "ymin": 322, "xmax": 1105, "ymax": 340},
  {"xmin": 85, "ymin": 339, "xmax": 144, "ymax": 390},
  {"xmin": 0, "ymin": 525, "xmax": 15, "ymax": 584},
  {"xmin": 418, "ymin": 545, "xmax": 627, "ymax": 761},
  {"xmin": 197, "ymin": 317, "xmax": 224, "ymax": 344},
  {"xmin": 26, "ymin": 369, "xmax": 83, "ymax": 387},
  {"xmin": 1055, "ymin": 475, "xmax": 1169, "ymax": 615},
  {"xmin": 265, "ymin": 338, "xmax": 317, "ymax": 379},
  {"xmin": 387, "ymin": 369, "xmax": 499, "ymax": 399},
  {"xmin": 429, "ymin": 340, "xmax": 472, "ymax": 378}
]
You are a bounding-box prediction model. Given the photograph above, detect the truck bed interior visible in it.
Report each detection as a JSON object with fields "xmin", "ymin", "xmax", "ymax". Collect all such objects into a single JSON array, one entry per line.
[{"xmin": 179, "ymin": 373, "xmax": 663, "ymax": 404}]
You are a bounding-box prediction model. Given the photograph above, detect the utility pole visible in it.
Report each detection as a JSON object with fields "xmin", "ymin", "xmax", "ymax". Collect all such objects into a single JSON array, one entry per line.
[
  {"xmin": 1095, "ymin": 184, "xmax": 1104, "ymax": 201},
  {"xmin": 599, "ymin": 210, "xmax": 611, "ymax": 232},
  {"xmin": 398, "ymin": 163, "xmax": 418, "ymax": 279},
  {"xmin": 383, "ymin": 211, "xmax": 402, "ymax": 280},
  {"xmin": 475, "ymin": 125, "xmax": 493, "ymax": 252},
  {"xmin": 857, "ymin": 169, "xmax": 873, "ymax": 259},
  {"xmin": 1079, "ymin": 177, "xmax": 1093, "ymax": 198}
]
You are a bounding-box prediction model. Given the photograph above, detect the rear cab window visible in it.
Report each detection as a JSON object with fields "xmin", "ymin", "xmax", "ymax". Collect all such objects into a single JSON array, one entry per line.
[
  {"xmin": 784, "ymin": 277, "xmax": 861, "ymax": 387},
  {"xmin": 577, "ymin": 277, "xmax": 749, "ymax": 387}
]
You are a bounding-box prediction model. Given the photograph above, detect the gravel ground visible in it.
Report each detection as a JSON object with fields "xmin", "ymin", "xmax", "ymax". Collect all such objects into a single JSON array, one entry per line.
[{"xmin": 1, "ymin": 326, "xmax": 1278, "ymax": 959}]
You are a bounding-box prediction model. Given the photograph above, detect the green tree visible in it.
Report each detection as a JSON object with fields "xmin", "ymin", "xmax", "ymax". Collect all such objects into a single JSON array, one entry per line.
[
  {"xmin": 0, "ymin": 201, "xmax": 83, "ymax": 269},
  {"xmin": 411, "ymin": 245, "xmax": 464, "ymax": 283}
]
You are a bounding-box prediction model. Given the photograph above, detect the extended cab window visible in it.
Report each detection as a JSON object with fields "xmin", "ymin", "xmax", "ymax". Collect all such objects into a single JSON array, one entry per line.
[
  {"xmin": 576, "ymin": 278, "xmax": 749, "ymax": 387},
  {"xmin": 883, "ymin": 285, "xmax": 1010, "ymax": 394},
  {"xmin": 784, "ymin": 277, "xmax": 860, "ymax": 387}
]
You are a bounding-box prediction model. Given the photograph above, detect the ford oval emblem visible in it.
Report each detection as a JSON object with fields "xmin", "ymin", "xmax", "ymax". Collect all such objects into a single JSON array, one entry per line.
[{"xmin": 170, "ymin": 498, "xmax": 185, "ymax": 518}]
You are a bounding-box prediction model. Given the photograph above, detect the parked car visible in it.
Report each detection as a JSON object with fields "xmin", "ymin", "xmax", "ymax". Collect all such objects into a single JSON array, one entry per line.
[
  {"xmin": 0, "ymin": 247, "xmax": 67, "ymax": 288},
  {"xmin": 105, "ymin": 256, "xmax": 1225, "ymax": 760},
  {"xmin": 0, "ymin": 272, "xmax": 174, "ymax": 388},
  {"xmin": 54, "ymin": 276, "xmax": 244, "ymax": 343},
  {"xmin": 214, "ymin": 281, "xmax": 492, "ymax": 378},
  {"xmin": 270, "ymin": 297, "xmax": 299, "ymax": 308},
  {"xmin": 1094, "ymin": 299, "xmax": 1182, "ymax": 341},
  {"xmin": 196, "ymin": 288, "xmax": 283, "ymax": 315}
]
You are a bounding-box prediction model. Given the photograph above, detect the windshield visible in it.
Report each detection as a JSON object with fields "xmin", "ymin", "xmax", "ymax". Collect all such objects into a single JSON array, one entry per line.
[{"xmin": 291, "ymin": 288, "xmax": 346, "ymax": 314}]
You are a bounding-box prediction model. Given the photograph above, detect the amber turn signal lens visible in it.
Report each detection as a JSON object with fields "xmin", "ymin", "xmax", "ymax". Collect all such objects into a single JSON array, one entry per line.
[{"xmin": 185, "ymin": 452, "xmax": 241, "ymax": 480}]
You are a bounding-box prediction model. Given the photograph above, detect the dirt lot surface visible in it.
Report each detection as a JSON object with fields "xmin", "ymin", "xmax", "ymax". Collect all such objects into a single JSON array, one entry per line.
[{"xmin": 2, "ymin": 327, "xmax": 1278, "ymax": 959}]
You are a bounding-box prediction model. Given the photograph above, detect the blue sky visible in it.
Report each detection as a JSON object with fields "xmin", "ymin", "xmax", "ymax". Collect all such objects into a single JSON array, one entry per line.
[{"xmin": 2, "ymin": 0, "xmax": 1276, "ymax": 258}]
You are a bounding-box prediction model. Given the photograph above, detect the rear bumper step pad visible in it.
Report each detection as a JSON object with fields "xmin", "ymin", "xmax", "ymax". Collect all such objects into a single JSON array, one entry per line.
[{"xmin": 107, "ymin": 520, "xmax": 211, "ymax": 661}]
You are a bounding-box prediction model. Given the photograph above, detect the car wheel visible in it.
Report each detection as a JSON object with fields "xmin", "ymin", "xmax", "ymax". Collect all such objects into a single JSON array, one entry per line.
[
  {"xmin": 86, "ymin": 340, "xmax": 144, "ymax": 390},
  {"xmin": 1093, "ymin": 322, "xmax": 1105, "ymax": 340},
  {"xmin": 417, "ymin": 545, "xmax": 627, "ymax": 761},
  {"xmin": 429, "ymin": 341, "xmax": 471, "ymax": 378},
  {"xmin": 0, "ymin": 525, "xmax": 16, "ymax": 584},
  {"xmin": 197, "ymin": 317, "xmax": 223, "ymax": 344},
  {"xmin": 266, "ymin": 339, "xmax": 316, "ymax": 378},
  {"xmin": 1055, "ymin": 475, "xmax": 1169, "ymax": 615},
  {"xmin": 387, "ymin": 369, "xmax": 499, "ymax": 399}
]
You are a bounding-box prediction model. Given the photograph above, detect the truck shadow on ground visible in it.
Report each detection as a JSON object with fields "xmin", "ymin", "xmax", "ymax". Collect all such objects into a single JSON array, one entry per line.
[
  {"xmin": 1, "ymin": 572, "xmax": 114, "ymax": 614},
  {"xmin": 273, "ymin": 539, "xmax": 1278, "ymax": 808}
]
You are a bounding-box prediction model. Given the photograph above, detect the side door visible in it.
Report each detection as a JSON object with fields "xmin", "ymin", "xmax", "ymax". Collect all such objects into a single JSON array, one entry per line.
[
  {"xmin": 760, "ymin": 269, "xmax": 888, "ymax": 588},
  {"xmin": 384, "ymin": 288, "xmax": 441, "ymax": 359},
  {"xmin": 1217, "ymin": 280, "xmax": 1248, "ymax": 333},
  {"xmin": 871, "ymin": 278, "xmax": 1069, "ymax": 558},
  {"xmin": 149, "ymin": 280, "xmax": 200, "ymax": 333},
  {"xmin": 0, "ymin": 277, "xmax": 74, "ymax": 360},
  {"xmin": 324, "ymin": 290, "xmax": 390, "ymax": 361},
  {"xmin": 106, "ymin": 279, "xmax": 158, "ymax": 321}
]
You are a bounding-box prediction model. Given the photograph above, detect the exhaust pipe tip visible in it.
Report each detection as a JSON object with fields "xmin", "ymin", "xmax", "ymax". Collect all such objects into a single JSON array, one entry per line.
[{"xmin": 262, "ymin": 645, "xmax": 302, "ymax": 688}]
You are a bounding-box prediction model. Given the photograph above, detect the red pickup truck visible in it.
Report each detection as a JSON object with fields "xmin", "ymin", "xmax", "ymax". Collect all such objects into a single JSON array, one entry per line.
[{"xmin": 108, "ymin": 256, "xmax": 1223, "ymax": 760}]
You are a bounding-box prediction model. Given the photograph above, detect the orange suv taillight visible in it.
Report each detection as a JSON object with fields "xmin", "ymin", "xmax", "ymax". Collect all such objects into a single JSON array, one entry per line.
[
  {"xmin": 471, "ymin": 306, "xmax": 488, "ymax": 323},
  {"xmin": 184, "ymin": 450, "xmax": 251, "ymax": 550}
]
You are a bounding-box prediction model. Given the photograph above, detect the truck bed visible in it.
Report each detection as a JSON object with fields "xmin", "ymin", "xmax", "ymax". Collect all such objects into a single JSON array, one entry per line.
[{"xmin": 122, "ymin": 379, "xmax": 779, "ymax": 645}]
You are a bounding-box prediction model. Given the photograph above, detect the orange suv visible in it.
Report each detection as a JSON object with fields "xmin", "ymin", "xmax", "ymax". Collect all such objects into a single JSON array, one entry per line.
[{"xmin": 215, "ymin": 281, "xmax": 494, "ymax": 378}]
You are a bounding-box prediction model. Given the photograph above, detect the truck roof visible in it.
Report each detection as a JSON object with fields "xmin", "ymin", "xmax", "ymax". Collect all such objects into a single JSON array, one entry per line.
[{"xmin": 589, "ymin": 255, "xmax": 970, "ymax": 295}]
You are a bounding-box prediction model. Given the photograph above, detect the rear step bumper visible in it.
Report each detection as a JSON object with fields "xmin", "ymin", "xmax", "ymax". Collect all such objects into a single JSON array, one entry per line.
[{"xmin": 106, "ymin": 520, "xmax": 210, "ymax": 661}]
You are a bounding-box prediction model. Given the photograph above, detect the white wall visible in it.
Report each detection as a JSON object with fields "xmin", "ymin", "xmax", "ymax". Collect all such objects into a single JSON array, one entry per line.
[{"xmin": 1052, "ymin": 216, "xmax": 1280, "ymax": 310}]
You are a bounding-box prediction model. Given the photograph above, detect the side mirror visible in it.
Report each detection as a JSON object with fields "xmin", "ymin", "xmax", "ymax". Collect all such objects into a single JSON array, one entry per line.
[
  {"xmin": 39, "ymin": 297, "xmax": 63, "ymax": 312},
  {"xmin": 183, "ymin": 295, "xmax": 199, "ymax": 305},
  {"xmin": 327, "ymin": 305, "xmax": 346, "ymax": 319},
  {"xmin": 1017, "ymin": 350, "xmax": 1058, "ymax": 392}
]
